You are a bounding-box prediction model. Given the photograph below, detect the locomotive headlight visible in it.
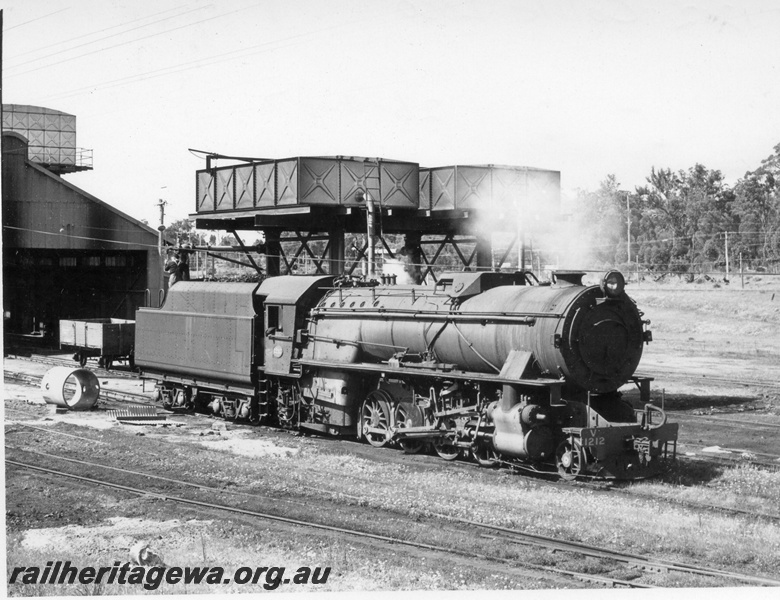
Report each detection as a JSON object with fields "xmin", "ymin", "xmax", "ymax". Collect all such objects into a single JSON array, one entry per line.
[{"xmin": 601, "ymin": 270, "xmax": 626, "ymax": 297}]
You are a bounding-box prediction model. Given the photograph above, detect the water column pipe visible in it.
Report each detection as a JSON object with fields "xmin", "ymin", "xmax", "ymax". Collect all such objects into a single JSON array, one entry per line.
[
  {"xmin": 366, "ymin": 192, "xmax": 376, "ymax": 279},
  {"xmin": 356, "ymin": 189, "xmax": 376, "ymax": 280}
]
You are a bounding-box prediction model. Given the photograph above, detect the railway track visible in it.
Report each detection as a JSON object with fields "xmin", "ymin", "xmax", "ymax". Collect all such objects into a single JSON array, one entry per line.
[
  {"xmin": 6, "ymin": 353, "xmax": 140, "ymax": 380},
  {"xmin": 7, "ymin": 448, "xmax": 780, "ymax": 588},
  {"xmin": 465, "ymin": 520, "xmax": 780, "ymax": 586},
  {"xmin": 5, "ymin": 451, "xmax": 652, "ymax": 590}
]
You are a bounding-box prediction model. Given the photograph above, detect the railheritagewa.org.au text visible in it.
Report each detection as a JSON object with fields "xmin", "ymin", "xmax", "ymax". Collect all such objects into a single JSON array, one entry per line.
[{"xmin": 9, "ymin": 561, "xmax": 331, "ymax": 591}]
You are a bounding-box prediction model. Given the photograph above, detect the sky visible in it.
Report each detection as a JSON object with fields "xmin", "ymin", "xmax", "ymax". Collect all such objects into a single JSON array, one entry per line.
[{"xmin": 3, "ymin": 0, "xmax": 780, "ymax": 226}]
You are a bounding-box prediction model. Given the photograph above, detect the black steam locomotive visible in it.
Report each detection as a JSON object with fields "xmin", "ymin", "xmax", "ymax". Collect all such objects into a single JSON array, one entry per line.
[{"xmin": 135, "ymin": 270, "xmax": 677, "ymax": 479}]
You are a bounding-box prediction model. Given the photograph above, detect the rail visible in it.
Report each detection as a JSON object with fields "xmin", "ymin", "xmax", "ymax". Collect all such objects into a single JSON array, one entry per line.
[
  {"xmin": 9, "ymin": 449, "xmax": 780, "ymax": 587},
  {"xmin": 6, "ymin": 455, "xmax": 654, "ymax": 589}
]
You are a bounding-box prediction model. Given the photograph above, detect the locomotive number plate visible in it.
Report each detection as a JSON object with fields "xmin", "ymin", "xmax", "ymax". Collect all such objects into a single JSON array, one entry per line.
[{"xmin": 579, "ymin": 429, "xmax": 606, "ymax": 447}]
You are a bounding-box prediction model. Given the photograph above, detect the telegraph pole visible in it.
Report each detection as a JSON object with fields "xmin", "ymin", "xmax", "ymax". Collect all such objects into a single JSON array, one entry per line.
[
  {"xmin": 725, "ymin": 231, "xmax": 730, "ymax": 281},
  {"xmin": 626, "ymin": 192, "xmax": 631, "ymax": 266}
]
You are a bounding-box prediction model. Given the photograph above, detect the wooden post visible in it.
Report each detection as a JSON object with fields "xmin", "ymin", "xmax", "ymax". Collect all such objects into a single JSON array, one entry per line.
[{"xmin": 740, "ymin": 252, "xmax": 744, "ymax": 289}]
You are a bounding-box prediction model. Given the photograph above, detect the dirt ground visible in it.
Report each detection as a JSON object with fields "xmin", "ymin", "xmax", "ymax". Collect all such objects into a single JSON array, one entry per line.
[{"xmin": 624, "ymin": 276, "xmax": 780, "ymax": 461}]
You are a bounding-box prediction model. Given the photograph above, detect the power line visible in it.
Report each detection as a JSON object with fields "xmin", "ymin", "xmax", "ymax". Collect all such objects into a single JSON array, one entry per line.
[
  {"xmin": 3, "ymin": 225, "xmax": 162, "ymax": 250},
  {"xmin": 4, "ymin": 4, "xmax": 206, "ymax": 68},
  {"xmin": 3, "ymin": 7, "xmax": 69, "ymax": 32},
  {"xmin": 40, "ymin": 34, "xmax": 305, "ymax": 103},
  {"xmin": 5, "ymin": 3, "xmax": 256, "ymax": 80},
  {"xmin": 33, "ymin": 16, "xmax": 376, "ymax": 105}
]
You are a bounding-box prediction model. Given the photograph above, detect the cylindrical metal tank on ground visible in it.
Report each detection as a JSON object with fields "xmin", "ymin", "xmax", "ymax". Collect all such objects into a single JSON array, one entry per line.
[{"xmin": 40, "ymin": 367, "xmax": 100, "ymax": 410}]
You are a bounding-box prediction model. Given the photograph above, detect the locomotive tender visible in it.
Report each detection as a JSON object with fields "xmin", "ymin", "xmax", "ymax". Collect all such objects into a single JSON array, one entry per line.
[{"xmin": 135, "ymin": 270, "xmax": 678, "ymax": 479}]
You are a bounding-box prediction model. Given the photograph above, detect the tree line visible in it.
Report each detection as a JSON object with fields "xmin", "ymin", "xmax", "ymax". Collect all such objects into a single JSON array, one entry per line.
[{"xmin": 573, "ymin": 143, "xmax": 780, "ymax": 277}]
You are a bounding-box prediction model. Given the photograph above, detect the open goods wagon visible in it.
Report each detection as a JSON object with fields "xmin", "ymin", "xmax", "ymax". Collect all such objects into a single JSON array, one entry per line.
[{"xmin": 59, "ymin": 318, "xmax": 135, "ymax": 369}]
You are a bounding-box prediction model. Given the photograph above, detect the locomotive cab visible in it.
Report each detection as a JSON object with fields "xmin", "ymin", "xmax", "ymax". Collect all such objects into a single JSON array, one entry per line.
[{"xmin": 259, "ymin": 275, "xmax": 335, "ymax": 376}]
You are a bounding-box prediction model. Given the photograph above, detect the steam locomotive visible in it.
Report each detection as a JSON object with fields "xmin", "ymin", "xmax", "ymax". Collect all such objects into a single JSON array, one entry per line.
[{"xmin": 135, "ymin": 270, "xmax": 678, "ymax": 479}]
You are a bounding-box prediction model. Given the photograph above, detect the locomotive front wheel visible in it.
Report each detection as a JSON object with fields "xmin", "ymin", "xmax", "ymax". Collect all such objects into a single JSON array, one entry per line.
[
  {"xmin": 361, "ymin": 392, "xmax": 392, "ymax": 448},
  {"xmin": 556, "ymin": 440, "xmax": 585, "ymax": 480},
  {"xmin": 394, "ymin": 404, "xmax": 424, "ymax": 454},
  {"xmin": 433, "ymin": 437, "xmax": 460, "ymax": 461}
]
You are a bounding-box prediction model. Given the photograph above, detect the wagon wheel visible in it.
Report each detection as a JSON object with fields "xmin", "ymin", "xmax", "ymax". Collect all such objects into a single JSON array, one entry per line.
[
  {"xmin": 361, "ymin": 391, "xmax": 392, "ymax": 448},
  {"xmin": 471, "ymin": 445, "xmax": 500, "ymax": 468},
  {"xmin": 128, "ymin": 353, "xmax": 136, "ymax": 371},
  {"xmin": 160, "ymin": 389, "xmax": 174, "ymax": 410},
  {"xmin": 394, "ymin": 404, "xmax": 424, "ymax": 454},
  {"xmin": 556, "ymin": 440, "xmax": 585, "ymax": 481},
  {"xmin": 77, "ymin": 352, "xmax": 87, "ymax": 367}
]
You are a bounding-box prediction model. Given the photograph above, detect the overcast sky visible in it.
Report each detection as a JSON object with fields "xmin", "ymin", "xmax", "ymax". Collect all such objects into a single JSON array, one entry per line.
[{"xmin": 3, "ymin": 0, "xmax": 780, "ymax": 226}]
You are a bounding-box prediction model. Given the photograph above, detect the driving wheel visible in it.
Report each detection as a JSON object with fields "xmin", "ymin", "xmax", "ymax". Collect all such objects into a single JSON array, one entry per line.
[{"xmin": 361, "ymin": 391, "xmax": 392, "ymax": 448}]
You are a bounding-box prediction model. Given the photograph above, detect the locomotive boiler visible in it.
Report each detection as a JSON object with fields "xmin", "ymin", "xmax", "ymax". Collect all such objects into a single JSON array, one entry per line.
[{"xmin": 135, "ymin": 270, "xmax": 678, "ymax": 480}]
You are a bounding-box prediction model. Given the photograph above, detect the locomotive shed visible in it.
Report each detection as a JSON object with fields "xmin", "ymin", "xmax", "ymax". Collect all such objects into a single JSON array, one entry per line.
[{"xmin": 2, "ymin": 110, "xmax": 166, "ymax": 350}]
